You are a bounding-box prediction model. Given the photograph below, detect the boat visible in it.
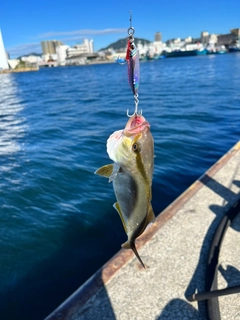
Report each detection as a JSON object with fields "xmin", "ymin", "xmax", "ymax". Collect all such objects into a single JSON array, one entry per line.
[
  {"xmin": 163, "ymin": 49, "xmax": 196, "ymax": 58},
  {"xmin": 153, "ymin": 54, "xmax": 166, "ymax": 60},
  {"xmin": 228, "ymin": 42, "xmax": 240, "ymax": 52},
  {"xmin": 206, "ymin": 45, "xmax": 226, "ymax": 55},
  {"xmin": 206, "ymin": 47, "xmax": 217, "ymax": 54},
  {"xmin": 229, "ymin": 46, "xmax": 240, "ymax": 52},
  {"xmin": 217, "ymin": 45, "xmax": 227, "ymax": 54},
  {"xmin": 195, "ymin": 48, "xmax": 207, "ymax": 55},
  {"xmin": 140, "ymin": 52, "xmax": 153, "ymax": 61}
]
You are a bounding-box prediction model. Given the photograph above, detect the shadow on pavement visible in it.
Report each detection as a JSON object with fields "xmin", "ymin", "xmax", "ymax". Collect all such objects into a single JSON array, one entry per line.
[{"xmin": 157, "ymin": 298, "xmax": 205, "ymax": 320}]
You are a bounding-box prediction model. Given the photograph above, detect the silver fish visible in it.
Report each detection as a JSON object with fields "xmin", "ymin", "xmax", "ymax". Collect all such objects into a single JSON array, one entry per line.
[{"xmin": 95, "ymin": 114, "xmax": 155, "ymax": 268}]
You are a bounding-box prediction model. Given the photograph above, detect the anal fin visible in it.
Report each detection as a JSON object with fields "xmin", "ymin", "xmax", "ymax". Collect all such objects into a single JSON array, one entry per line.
[
  {"xmin": 113, "ymin": 202, "xmax": 128, "ymax": 234},
  {"xmin": 147, "ymin": 203, "xmax": 155, "ymax": 224}
]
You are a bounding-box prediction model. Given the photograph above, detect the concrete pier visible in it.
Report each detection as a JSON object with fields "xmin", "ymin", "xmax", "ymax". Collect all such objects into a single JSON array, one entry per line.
[{"xmin": 45, "ymin": 141, "xmax": 240, "ymax": 320}]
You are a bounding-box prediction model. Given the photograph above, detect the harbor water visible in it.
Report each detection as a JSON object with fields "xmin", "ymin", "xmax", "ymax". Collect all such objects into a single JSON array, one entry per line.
[{"xmin": 0, "ymin": 53, "xmax": 240, "ymax": 320}]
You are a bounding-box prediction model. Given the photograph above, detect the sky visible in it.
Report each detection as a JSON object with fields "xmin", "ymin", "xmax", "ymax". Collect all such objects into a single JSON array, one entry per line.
[{"xmin": 1, "ymin": 0, "xmax": 240, "ymax": 58}]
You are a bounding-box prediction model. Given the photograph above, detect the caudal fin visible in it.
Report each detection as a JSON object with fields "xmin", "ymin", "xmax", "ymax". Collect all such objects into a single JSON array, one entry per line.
[{"xmin": 122, "ymin": 240, "xmax": 145, "ymax": 268}]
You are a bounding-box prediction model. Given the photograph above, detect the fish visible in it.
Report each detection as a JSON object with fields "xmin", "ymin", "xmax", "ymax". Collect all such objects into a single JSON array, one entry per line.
[{"xmin": 95, "ymin": 114, "xmax": 155, "ymax": 268}]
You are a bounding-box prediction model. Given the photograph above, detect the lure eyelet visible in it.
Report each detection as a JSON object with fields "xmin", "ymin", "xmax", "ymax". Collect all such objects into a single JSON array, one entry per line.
[{"xmin": 128, "ymin": 27, "xmax": 135, "ymax": 36}]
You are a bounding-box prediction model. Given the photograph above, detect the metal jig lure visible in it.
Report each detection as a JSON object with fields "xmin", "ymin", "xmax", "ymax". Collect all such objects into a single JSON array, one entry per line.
[{"xmin": 118, "ymin": 11, "xmax": 141, "ymax": 117}]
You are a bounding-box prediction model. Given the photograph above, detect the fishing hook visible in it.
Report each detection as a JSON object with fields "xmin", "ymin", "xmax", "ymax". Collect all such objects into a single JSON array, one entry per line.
[
  {"xmin": 117, "ymin": 56, "xmax": 127, "ymax": 65},
  {"xmin": 126, "ymin": 94, "xmax": 142, "ymax": 117}
]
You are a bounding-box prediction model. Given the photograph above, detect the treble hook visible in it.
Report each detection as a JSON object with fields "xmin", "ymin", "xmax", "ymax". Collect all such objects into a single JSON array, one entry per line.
[
  {"xmin": 117, "ymin": 56, "xmax": 127, "ymax": 65},
  {"xmin": 126, "ymin": 94, "xmax": 142, "ymax": 117}
]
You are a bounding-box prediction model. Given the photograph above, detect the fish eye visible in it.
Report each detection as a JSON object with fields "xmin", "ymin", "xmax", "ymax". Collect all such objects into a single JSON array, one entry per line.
[{"xmin": 132, "ymin": 142, "xmax": 141, "ymax": 153}]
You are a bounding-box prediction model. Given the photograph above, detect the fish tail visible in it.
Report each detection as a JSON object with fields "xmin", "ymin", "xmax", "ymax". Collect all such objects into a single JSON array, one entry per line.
[{"xmin": 130, "ymin": 241, "xmax": 145, "ymax": 269}]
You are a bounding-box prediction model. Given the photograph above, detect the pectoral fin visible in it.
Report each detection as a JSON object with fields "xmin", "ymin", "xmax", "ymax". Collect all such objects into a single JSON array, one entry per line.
[
  {"xmin": 113, "ymin": 202, "xmax": 128, "ymax": 234},
  {"xmin": 95, "ymin": 164, "xmax": 113, "ymax": 178},
  {"xmin": 95, "ymin": 164, "xmax": 120, "ymax": 182}
]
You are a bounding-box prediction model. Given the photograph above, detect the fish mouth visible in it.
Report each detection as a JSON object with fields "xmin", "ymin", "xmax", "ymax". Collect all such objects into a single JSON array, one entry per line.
[{"xmin": 124, "ymin": 115, "xmax": 149, "ymax": 136}]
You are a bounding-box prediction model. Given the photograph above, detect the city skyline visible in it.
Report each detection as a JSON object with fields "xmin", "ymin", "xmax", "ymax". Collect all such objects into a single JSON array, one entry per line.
[{"xmin": 1, "ymin": 0, "xmax": 240, "ymax": 58}]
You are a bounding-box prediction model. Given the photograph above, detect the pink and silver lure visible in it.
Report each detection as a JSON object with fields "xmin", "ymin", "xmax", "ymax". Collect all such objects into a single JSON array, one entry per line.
[
  {"xmin": 125, "ymin": 33, "xmax": 140, "ymax": 98},
  {"xmin": 119, "ymin": 12, "xmax": 141, "ymax": 116}
]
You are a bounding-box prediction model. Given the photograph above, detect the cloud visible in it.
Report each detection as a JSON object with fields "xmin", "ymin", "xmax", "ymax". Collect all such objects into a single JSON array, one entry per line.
[
  {"xmin": 6, "ymin": 28, "xmax": 126, "ymax": 57},
  {"xmin": 7, "ymin": 43, "xmax": 41, "ymax": 58},
  {"xmin": 37, "ymin": 28, "xmax": 126, "ymax": 39}
]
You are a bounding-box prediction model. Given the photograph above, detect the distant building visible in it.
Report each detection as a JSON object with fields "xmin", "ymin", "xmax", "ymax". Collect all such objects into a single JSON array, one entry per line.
[
  {"xmin": 41, "ymin": 40, "xmax": 63, "ymax": 55},
  {"xmin": 209, "ymin": 34, "xmax": 218, "ymax": 45},
  {"xmin": 166, "ymin": 38, "xmax": 185, "ymax": 50},
  {"xmin": 8, "ymin": 59, "xmax": 20, "ymax": 69},
  {"xmin": 217, "ymin": 28, "xmax": 240, "ymax": 46},
  {"xmin": 0, "ymin": 29, "xmax": 9, "ymax": 70},
  {"xmin": 154, "ymin": 32, "xmax": 162, "ymax": 42},
  {"xmin": 66, "ymin": 39, "xmax": 94, "ymax": 58},
  {"xmin": 21, "ymin": 54, "xmax": 42, "ymax": 64},
  {"xmin": 184, "ymin": 36, "xmax": 192, "ymax": 43},
  {"xmin": 56, "ymin": 45, "xmax": 70, "ymax": 65},
  {"xmin": 231, "ymin": 28, "xmax": 240, "ymax": 37},
  {"xmin": 201, "ymin": 31, "xmax": 209, "ymax": 45}
]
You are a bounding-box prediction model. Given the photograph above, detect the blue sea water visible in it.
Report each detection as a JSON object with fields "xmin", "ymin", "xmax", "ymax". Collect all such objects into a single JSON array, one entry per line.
[{"xmin": 0, "ymin": 53, "xmax": 240, "ymax": 320}]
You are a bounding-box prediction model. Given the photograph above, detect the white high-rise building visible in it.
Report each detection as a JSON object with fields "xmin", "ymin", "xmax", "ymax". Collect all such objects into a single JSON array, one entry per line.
[
  {"xmin": 56, "ymin": 45, "xmax": 70, "ymax": 65},
  {"xmin": 0, "ymin": 29, "xmax": 9, "ymax": 70}
]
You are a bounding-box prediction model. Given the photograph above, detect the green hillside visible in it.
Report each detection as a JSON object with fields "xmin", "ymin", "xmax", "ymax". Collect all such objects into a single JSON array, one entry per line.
[{"xmin": 99, "ymin": 37, "xmax": 151, "ymax": 51}]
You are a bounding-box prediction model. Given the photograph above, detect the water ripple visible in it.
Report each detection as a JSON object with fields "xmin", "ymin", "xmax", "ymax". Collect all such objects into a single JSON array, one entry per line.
[{"xmin": 0, "ymin": 54, "xmax": 240, "ymax": 319}]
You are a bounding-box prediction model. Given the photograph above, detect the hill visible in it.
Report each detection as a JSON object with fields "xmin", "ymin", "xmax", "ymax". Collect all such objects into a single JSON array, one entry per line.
[{"xmin": 99, "ymin": 37, "xmax": 151, "ymax": 51}]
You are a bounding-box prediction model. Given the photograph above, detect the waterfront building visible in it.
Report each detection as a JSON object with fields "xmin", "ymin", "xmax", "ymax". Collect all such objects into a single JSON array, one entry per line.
[
  {"xmin": 184, "ymin": 36, "xmax": 192, "ymax": 43},
  {"xmin": 66, "ymin": 39, "xmax": 94, "ymax": 58},
  {"xmin": 0, "ymin": 29, "xmax": 9, "ymax": 70},
  {"xmin": 217, "ymin": 28, "xmax": 240, "ymax": 46},
  {"xmin": 41, "ymin": 40, "xmax": 63, "ymax": 55},
  {"xmin": 152, "ymin": 41, "xmax": 166, "ymax": 56},
  {"xmin": 21, "ymin": 54, "xmax": 43, "ymax": 64},
  {"xmin": 154, "ymin": 32, "xmax": 162, "ymax": 42},
  {"xmin": 42, "ymin": 53, "xmax": 58, "ymax": 62},
  {"xmin": 185, "ymin": 43, "xmax": 200, "ymax": 51},
  {"xmin": 56, "ymin": 45, "xmax": 70, "ymax": 65},
  {"xmin": 201, "ymin": 31, "xmax": 210, "ymax": 46},
  {"xmin": 208, "ymin": 34, "xmax": 218, "ymax": 45},
  {"xmin": 8, "ymin": 59, "xmax": 20, "ymax": 69},
  {"xmin": 166, "ymin": 38, "xmax": 185, "ymax": 51}
]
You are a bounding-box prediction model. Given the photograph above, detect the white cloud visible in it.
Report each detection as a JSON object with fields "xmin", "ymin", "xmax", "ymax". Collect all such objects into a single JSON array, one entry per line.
[
  {"xmin": 6, "ymin": 28, "xmax": 126, "ymax": 57},
  {"xmin": 37, "ymin": 28, "xmax": 126, "ymax": 39},
  {"xmin": 7, "ymin": 43, "xmax": 41, "ymax": 58}
]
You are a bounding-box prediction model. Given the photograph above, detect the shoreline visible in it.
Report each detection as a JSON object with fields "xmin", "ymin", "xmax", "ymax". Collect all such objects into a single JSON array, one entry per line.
[{"xmin": 0, "ymin": 67, "xmax": 39, "ymax": 74}]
